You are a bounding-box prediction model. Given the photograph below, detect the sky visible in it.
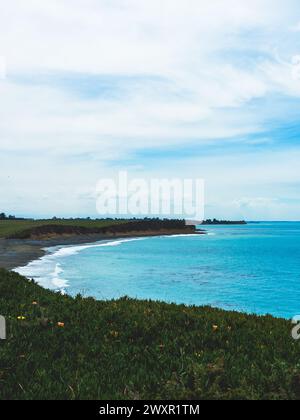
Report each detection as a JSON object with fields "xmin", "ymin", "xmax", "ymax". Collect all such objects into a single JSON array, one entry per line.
[{"xmin": 1, "ymin": 0, "xmax": 300, "ymax": 220}]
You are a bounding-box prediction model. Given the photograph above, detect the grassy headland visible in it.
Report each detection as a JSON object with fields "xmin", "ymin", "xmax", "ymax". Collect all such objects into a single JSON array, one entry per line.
[
  {"xmin": 0, "ymin": 218, "xmax": 197, "ymax": 240},
  {"xmin": 0, "ymin": 218, "xmax": 199, "ymax": 269},
  {"xmin": 0, "ymin": 218, "xmax": 127, "ymax": 239},
  {"xmin": 0, "ymin": 268, "xmax": 299, "ymax": 400}
]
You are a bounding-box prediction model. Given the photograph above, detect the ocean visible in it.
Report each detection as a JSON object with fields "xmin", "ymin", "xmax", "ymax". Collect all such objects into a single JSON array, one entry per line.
[{"xmin": 14, "ymin": 222, "xmax": 300, "ymax": 319}]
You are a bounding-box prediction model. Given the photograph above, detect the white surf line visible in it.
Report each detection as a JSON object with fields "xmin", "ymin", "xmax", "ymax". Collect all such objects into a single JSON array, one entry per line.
[
  {"xmin": 13, "ymin": 237, "xmax": 150, "ymax": 292},
  {"xmin": 14, "ymin": 237, "xmax": 149, "ymax": 274},
  {"xmin": 166, "ymin": 233, "xmax": 206, "ymax": 238},
  {"xmin": 45, "ymin": 237, "xmax": 149, "ymax": 259},
  {"xmin": 51, "ymin": 263, "xmax": 69, "ymax": 290}
]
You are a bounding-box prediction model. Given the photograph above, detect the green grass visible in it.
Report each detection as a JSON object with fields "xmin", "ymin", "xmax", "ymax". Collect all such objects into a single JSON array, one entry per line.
[
  {"xmin": 0, "ymin": 219, "xmax": 125, "ymax": 239},
  {"xmin": 1, "ymin": 268, "xmax": 300, "ymax": 400}
]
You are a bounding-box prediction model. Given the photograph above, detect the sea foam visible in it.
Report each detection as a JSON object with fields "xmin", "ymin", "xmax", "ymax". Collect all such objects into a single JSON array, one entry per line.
[{"xmin": 14, "ymin": 237, "xmax": 147, "ymax": 292}]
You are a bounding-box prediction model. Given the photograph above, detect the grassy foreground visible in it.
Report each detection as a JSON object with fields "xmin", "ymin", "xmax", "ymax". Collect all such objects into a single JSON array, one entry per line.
[{"xmin": 1, "ymin": 269, "xmax": 300, "ymax": 400}]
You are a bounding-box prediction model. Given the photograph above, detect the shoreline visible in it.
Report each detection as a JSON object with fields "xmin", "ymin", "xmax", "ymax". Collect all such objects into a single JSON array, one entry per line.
[{"xmin": 0, "ymin": 228, "xmax": 203, "ymax": 270}]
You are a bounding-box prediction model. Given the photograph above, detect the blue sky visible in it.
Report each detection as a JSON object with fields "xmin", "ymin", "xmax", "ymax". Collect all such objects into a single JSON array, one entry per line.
[{"xmin": 1, "ymin": 0, "xmax": 300, "ymax": 220}]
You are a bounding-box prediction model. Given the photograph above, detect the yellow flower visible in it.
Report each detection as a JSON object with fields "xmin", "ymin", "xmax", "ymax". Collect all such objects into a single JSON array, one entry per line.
[{"xmin": 17, "ymin": 316, "xmax": 26, "ymax": 321}]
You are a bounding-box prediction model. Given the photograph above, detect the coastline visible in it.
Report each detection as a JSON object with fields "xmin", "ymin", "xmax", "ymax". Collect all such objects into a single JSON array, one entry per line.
[
  {"xmin": 0, "ymin": 228, "xmax": 203, "ymax": 270},
  {"xmin": 1, "ymin": 224, "xmax": 298, "ymax": 400}
]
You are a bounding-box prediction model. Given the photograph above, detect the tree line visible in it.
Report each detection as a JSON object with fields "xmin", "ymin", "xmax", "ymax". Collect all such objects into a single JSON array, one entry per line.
[{"xmin": 0, "ymin": 213, "xmax": 25, "ymax": 221}]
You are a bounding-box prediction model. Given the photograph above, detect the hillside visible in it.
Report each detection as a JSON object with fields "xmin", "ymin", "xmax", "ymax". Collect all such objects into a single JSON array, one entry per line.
[
  {"xmin": 0, "ymin": 218, "xmax": 196, "ymax": 240},
  {"xmin": 0, "ymin": 219, "xmax": 124, "ymax": 239},
  {"xmin": 0, "ymin": 269, "xmax": 299, "ymax": 400}
]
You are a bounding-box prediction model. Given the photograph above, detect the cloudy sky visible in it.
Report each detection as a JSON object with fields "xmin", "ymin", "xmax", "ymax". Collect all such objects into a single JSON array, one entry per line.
[{"xmin": 1, "ymin": 0, "xmax": 300, "ymax": 220}]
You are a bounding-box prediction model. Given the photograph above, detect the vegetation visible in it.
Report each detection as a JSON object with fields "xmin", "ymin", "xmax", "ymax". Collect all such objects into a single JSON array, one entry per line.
[
  {"xmin": 0, "ymin": 213, "xmax": 24, "ymax": 221},
  {"xmin": 0, "ymin": 218, "xmax": 190, "ymax": 239},
  {"xmin": 0, "ymin": 268, "xmax": 299, "ymax": 400},
  {"xmin": 202, "ymin": 219, "xmax": 247, "ymax": 225},
  {"xmin": 0, "ymin": 218, "xmax": 123, "ymax": 239}
]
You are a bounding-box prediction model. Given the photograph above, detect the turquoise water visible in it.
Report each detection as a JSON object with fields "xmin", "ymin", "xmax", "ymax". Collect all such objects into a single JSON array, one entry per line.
[{"xmin": 15, "ymin": 222, "xmax": 300, "ymax": 319}]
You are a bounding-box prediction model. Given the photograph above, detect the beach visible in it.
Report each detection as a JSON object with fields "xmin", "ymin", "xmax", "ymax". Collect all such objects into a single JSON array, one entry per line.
[
  {"xmin": 0, "ymin": 227, "xmax": 201, "ymax": 270},
  {"xmin": 7, "ymin": 222, "xmax": 299, "ymax": 320}
]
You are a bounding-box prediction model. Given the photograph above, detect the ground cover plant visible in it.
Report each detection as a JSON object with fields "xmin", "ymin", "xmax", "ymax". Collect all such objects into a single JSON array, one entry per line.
[{"xmin": 0, "ymin": 269, "xmax": 300, "ymax": 400}]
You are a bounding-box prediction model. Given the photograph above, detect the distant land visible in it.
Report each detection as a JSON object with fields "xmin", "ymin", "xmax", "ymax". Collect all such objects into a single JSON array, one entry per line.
[
  {"xmin": 0, "ymin": 212, "xmax": 27, "ymax": 221},
  {"xmin": 201, "ymin": 219, "xmax": 247, "ymax": 225},
  {"xmin": 0, "ymin": 217, "xmax": 203, "ymax": 240},
  {"xmin": 186, "ymin": 219, "xmax": 247, "ymax": 226}
]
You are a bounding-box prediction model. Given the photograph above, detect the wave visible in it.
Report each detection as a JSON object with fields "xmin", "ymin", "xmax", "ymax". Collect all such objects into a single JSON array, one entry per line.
[
  {"xmin": 166, "ymin": 234, "xmax": 204, "ymax": 238},
  {"xmin": 14, "ymin": 237, "xmax": 148, "ymax": 292},
  {"xmin": 51, "ymin": 263, "xmax": 69, "ymax": 291},
  {"xmin": 48, "ymin": 237, "xmax": 148, "ymax": 258}
]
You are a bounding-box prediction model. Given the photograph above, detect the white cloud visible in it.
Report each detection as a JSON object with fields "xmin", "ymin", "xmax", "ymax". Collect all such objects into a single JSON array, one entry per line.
[
  {"xmin": 0, "ymin": 56, "xmax": 6, "ymax": 80},
  {"xmin": 0, "ymin": 0, "xmax": 299, "ymax": 156},
  {"xmin": 1, "ymin": 0, "xmax": 300, "ymax": 217},
  {"xmin": 0, "ymin": 0, "xmax": 288, "ymax": 74},
  {"xmin": 291, "ymin": 21, "xmax": 300, "ymax": 31},
  {"xmin": 234, "ymin": 197, "xmax": 279, "ymax": 209}
]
